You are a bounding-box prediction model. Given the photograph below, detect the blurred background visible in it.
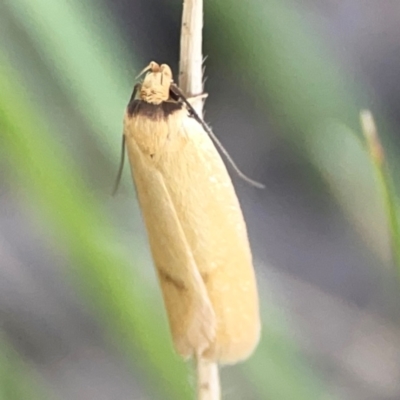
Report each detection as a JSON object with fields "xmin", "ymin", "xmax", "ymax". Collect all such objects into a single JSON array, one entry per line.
[{"xmin": 1, "ymin": 0, "xmax": 400, "ymax": 399}]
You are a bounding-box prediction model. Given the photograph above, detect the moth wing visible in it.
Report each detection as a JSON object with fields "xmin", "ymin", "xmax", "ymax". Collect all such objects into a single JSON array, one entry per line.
[
  {"xmin": 156, "ymin": 113, "xmax": 260, "ymax": 363},
  {"xmin": 125, "ymin": 128, "xmax": 216, "ymax": 359}
]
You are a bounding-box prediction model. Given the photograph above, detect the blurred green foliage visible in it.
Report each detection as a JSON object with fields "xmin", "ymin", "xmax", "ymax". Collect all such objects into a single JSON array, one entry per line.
[
  {"xmin": 0, "ymin": 337, "xmax": 48, "ymax": 400},
  {"xmin": 361, "ymin": 111, "xmax": 400, "ymax": 280},
  {"xmin": 1, "ymin": 0, "xmax": 398, "ymax": 399}
]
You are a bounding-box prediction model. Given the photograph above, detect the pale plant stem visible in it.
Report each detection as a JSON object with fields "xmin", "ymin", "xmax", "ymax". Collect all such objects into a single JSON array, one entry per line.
[
  {"xmin": 196, "ymin": 356, "xmax": 221, "ymax": 400},
  {"xmin": 179, "ymin": 1, "xmax": 221, "ymax": 399},
  {"xmin": 179, "ymin": 0, "xmax": 204, "ymax": 116}
]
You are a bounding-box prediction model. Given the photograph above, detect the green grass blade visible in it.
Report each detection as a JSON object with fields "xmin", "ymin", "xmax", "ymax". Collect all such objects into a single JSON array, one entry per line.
[
  {"xmin": 360, "ymin": 110, "xmax": 400, "ymax": 277},
  {"xmin": 0, "ymin": 53, "xmax": 193, "ymax": 400},
  {"xmin": 0, "ymin": 338, "xmax": 52, "ymax": 400},
  {"xmin": 3, "ymin": 0, "xmax": 135, "ymax": 155}
]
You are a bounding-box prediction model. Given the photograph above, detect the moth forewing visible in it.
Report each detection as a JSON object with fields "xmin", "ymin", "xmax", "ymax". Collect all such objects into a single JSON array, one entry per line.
[
  {"xmin": 124, "ymin": 62, "xmax": 260, "ymax": 364},
  {"xmin": 124, "ymin": 115, "xmax": 216, "ymax": 357}
]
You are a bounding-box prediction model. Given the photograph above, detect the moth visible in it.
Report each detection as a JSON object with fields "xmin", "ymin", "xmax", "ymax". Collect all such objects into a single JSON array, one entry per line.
[{"xmin": 117, "ymin": 62, "xmax": 260, "ymax": 364}]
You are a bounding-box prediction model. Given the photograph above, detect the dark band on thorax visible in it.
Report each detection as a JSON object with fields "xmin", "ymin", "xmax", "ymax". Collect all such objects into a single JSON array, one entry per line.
[{"xmin": 127, "ymin": 99, "xmax": 183, "ymax": 120}]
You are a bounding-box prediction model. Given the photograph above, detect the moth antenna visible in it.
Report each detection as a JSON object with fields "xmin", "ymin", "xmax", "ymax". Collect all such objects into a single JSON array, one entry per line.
[
  {"xmin": 112, "ymin": 135, "xmax": 126, "ymax": 196},
  {"xmin": 171, "ymin": 83, "xmax": 265, "ymax": 189},
  {"xmin": 202, "ymin": 127, "xmax": 265, "ymax": 189},
  {"xmin": 113, "ymin": 83, "xmax": 142, "ymax": 196},
  {"xmin": 135, "ymin": 61, "xmax": 159, "ymax": 80}
]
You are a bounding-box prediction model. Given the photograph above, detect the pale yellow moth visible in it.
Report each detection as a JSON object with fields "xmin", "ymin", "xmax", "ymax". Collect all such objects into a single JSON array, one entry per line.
[{"xmin": 119, "ymin": 61, "xmax": 260, "ymax": 364}]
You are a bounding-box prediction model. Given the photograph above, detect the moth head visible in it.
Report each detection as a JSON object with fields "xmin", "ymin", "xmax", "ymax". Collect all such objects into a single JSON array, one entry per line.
[{"xmin": 138, "ymin": 62, "xmax": 173, "ymax": 105}]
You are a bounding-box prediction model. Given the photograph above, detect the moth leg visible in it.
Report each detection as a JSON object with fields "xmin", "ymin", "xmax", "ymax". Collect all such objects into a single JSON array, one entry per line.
[{"xmin": 186, "ymin": 92, "xmax": 208, "ymax": 103}]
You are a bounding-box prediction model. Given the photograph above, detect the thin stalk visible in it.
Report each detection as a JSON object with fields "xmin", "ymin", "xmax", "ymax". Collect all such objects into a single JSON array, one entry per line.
[
  {"xmin": 179, "ymin": 1, "xmax": 220, "ymax": 398},
  {"xmin": 179, "ymin": 0, "xmax": 204, "ymax": 115},
  {"xmin": 195, "ymin": 357, "xmax": 220, "ymax": 400}
]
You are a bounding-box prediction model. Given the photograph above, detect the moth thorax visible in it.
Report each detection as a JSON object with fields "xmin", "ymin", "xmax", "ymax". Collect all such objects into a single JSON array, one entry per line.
[{"xmin": 140, "ymin": 85, "xmax": 169, "ymax": 105}]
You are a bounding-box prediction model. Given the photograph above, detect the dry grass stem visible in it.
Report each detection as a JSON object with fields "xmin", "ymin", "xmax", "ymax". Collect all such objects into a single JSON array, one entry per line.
[
  {"xmin": 179, "ymin": 0, "xmax": 204, "ymax": 115},
  {"xmin": 196, "ymin": 356, "xmax": 221, "ymax": 400},
  {"xmin": 179, "ymin": 0, "xmax": 220, "ymax": 399}
]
